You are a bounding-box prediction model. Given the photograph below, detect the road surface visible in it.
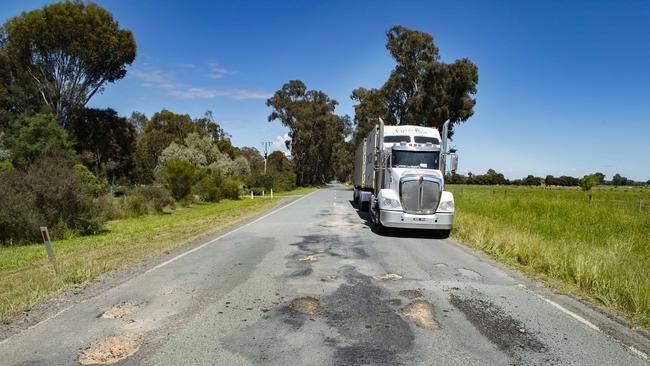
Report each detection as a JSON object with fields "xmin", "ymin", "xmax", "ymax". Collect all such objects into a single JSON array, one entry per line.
[{"xmin": 1, "ymin": 185, "xmax": 648, "ymax": 365}]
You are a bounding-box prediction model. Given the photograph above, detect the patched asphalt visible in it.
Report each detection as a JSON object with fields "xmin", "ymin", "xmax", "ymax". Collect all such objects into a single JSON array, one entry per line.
[{"xmin": 1, "ymin": 185, "xmax": 648, "ymax": 365}]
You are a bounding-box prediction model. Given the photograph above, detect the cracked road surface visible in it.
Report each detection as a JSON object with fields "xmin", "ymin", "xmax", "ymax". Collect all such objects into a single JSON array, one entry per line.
[{"xmin": 1, "ymin": 185, "xmax": 648, "ymax": 365}]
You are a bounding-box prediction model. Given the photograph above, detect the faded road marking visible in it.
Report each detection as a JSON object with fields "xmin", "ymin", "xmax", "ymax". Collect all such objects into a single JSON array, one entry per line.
[
  {"xmin": 146, "ymin": 191, "xmax": 316, "ymax": 273},
  {"xmin": 537, "ymin": 295, "xmax": 599, "ymax": 331}
]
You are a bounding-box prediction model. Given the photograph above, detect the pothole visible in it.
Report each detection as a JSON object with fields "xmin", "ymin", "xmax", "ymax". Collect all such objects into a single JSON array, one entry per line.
[
  {"xmin": 78, "ymin": 335, "xmax": 139, "ymax": 365},
  {"xmin": 433, "ymin": 263, "xmax": 448, "ymax": 268},
  {"xmin": 298, "ymin": 255, "xmax": 318, "ymax": 262},
  {"xmin": 458, "ymin": 268, "xmax": 482, "ymax": 279},
  {"xmin": 321, "ymin": 275, "xmax": 339, "ymax": 282},
  {"xmin": 372, "ymin": 273, "xmax": 402, "ymax": 281},
  {"xmin": 399, "ymin": 290, "xmax": 423, "ymax": 300},
  {"xmin": 400, "ymin": 300, "xmax": 439, "ymax": 330},
  {"xmin": 99, "ymin": 301, "xmax": 144, "ymax": 319},
  {"xmin": 289, "ymin": 297, "xmax": 328, "ymax": 316}
]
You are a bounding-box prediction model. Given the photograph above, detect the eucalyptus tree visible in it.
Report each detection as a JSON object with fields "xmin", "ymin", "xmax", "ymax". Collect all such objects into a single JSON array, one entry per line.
[
  {"xmin": 351, "ymin": 25, "xmax": 478, "ymax": 139},
  {"xmin": 267, "ymin": 80, "xmax": 349, "ymax": 185},
  {"xmin": 1, "ymin": 1, "xmax": 136, "ymax": 125}
]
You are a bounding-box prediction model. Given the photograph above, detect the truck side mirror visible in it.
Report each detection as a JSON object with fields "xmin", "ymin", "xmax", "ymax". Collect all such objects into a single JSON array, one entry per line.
[{"xmin": 450, "ymin": 154, "xmax": 458, "ymax": 173}]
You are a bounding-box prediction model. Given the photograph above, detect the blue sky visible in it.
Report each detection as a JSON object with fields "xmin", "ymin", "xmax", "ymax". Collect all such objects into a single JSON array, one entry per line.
[{"xmin": 2, "ymin": 1, "xmax": 649, "ymax": 181}]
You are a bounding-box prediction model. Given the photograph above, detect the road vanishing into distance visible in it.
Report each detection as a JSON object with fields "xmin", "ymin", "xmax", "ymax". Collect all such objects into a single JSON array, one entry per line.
[{"xmin": 1, "ymin": 185, "xmax": 649, "ymax": 365}]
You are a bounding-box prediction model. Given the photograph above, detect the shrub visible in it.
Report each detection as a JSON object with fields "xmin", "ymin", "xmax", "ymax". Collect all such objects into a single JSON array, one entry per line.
[
  {"xmin": 193, "ymin": 175, "xmax": 221, "ymax": 202},
  {"xmin": 27, "ymin": 156, "xmax": 105, "ymax": 236},
  {"xmin": 579, "ymin": 174, "xmax": 599, "ymax": 192},
  {"xmin": 247, "ymin": 170, "xmax": 296, "ymax": 193},
  {"xmin": 8, "ymin": 113, "xmax": 75, "ymax": 168},
  {"xmin": 0, "ymin": 160, "xmax": 13, "ymax": 172},
  {"xmin": 0, "ymin": 155, "xmax": 105, "ymax": 244},
  {"xmin": 220, "ymin": 176, "xmax": 241, "ymax": 200},
  {"xmin": 157, "ymin": 159, "xmax": 201, "ymax": 201},
  {"xmin": 73, "ymin": 164, "xmax": 108, "ymax": 196},
  {"xmin": 272, "ymin": 170, "xmax": 296, "ymax": 192},
  {"xmin": 121, "ymin": 194, "xmax": 148, "ymax": 217},
  {"xmin": 134, "ymin": 185, "xmax": 175, "ymax": 212},
  {"xmin": 0, "ymin": 170, "xmax": 43, "ymax": 243}
]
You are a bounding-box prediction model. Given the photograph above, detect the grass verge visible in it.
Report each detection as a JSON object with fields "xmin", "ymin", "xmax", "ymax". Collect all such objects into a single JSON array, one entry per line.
[
  {"xmin": 447, "ymin": 185, "xmax": 650, "ymax": 330},
  {"xmin": 0, "ymin": 195, "xmax": 300, "ymax": 323}
]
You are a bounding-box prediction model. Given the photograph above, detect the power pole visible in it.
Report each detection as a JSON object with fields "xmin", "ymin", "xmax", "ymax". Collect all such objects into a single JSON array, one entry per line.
[{"xmin": 262, "ymin": 141, "xmax": 272, "ymax": 174}]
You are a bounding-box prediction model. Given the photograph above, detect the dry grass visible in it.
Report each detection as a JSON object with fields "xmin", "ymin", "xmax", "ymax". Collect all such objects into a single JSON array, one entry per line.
[
  {"xmin": 0, "ymin": 198, "xmax": 282, "ymax": 323},
  {"xmin": 448, "ymin": 185, "xmax": 650, "ymax": 330}
]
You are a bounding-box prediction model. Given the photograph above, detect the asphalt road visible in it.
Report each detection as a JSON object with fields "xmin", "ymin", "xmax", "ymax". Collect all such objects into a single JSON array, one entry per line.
[{"xmin": 1, "ymin": 185, "xmax": 648, "ymax": 365}]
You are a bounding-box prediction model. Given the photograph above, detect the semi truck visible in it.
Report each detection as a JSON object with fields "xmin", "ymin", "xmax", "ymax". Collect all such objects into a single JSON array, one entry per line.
[{"xmin": 352, "ymin": 118, "xmax": 458, "ymax": 235}]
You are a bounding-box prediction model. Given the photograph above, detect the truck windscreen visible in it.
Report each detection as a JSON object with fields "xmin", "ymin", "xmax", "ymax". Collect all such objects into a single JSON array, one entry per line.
[{"xmin": 391, "ymin": 150, "xmax": 440, "ymax": 169}]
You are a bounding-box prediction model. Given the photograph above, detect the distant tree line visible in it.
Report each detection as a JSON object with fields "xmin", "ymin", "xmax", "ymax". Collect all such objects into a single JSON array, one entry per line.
[{"xmin": 447, "ymin": 169, "xmax": 647, "ymax": 188}]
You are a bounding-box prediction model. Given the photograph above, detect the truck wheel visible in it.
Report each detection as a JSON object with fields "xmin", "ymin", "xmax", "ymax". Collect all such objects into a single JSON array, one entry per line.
[
  {"xmin": 374, "ymin": 219, "xmax": 387, "ymax": 235},
  {"xmin": 361, "ymin": 200, "xmax": 369, "ymax": 211}
]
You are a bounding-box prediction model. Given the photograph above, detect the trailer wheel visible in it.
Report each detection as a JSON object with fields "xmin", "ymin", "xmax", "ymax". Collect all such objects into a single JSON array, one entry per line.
[{"xmin": 360, "ymin": 200, "xmax": 369, "ymax": 211}]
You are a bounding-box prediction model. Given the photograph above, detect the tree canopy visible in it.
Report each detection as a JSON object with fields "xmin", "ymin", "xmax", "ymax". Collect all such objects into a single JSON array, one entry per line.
[
  {"xmin": 68, "ymin": 107, "xmax": 135, "ymax": 180},
  {"xmin": 351, "ymin": 25, "xmax": 478, "ymax": 140},
  {"xmin": 1, "ymin": 1, "xmax": 136, "ymax": 124},
  {"xmin": 267, "ymin": 80, "xmax": 350, "ymax": 185}
]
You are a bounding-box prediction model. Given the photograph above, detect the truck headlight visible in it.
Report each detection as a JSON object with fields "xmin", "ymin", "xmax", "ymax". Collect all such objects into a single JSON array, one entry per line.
[
  {"xmin": 381, "ymin": 198, "xmax": 401, "ymax": 209},
  {"xmin": 438, "ymin": 200, "xmax": 455, "ymax": 212}
]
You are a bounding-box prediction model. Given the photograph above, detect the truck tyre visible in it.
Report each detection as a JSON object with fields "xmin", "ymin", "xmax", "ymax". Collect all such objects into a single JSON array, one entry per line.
[
  {"xmin": 374, "ymin": 217, "xmax": 387, "ymax": 235},
  {"xmin": 360, "ymin": 200, "xmax": 369, "ymax": 211}
]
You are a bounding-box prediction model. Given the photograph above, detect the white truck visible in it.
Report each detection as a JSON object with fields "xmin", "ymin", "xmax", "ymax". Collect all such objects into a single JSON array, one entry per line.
[{"xmin": 352, "ymin": 118, "xmax": 458, "ymax": 235}]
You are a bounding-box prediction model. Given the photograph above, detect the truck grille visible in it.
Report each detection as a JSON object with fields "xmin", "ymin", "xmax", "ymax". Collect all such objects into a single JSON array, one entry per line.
[{"xmin": 400, "ymin": 176, "xmax": 442, "ymax": 214}]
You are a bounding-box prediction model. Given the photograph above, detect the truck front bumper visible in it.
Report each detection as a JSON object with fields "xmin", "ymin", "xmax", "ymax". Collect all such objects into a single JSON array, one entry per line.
[{"xmin": 379, "ymin": 210, "xmax": 453, "ymax": 230}]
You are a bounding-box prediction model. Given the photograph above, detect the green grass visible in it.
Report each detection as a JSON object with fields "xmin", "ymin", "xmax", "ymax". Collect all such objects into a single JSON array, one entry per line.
[
  {"xmin": 273, "ymin": 186, "xmax": 318, "ymax": 196},
  {"xmin": 447, "ymin": 185, "xmax": 650, "ymax": 330},
  {"xmin": 0, "ymin": 187, "xmax": 314, "ymax": 323}
]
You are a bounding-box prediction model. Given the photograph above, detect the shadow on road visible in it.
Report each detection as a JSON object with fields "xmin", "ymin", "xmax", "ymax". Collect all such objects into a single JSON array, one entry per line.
[{"xmin": 347, "ymin": 200, "xmax": 450, "ymax": 239}]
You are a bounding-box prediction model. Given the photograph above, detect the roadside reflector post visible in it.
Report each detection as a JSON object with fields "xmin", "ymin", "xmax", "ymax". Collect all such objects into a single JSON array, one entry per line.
[
  {"xmin": 271, "ymin": 189, "xmax": 273, "ymax": 198},
  {"xmin": 640, "ymin": 198, "xmax": 643, "ymax": 214},
  {"xmin": 262, "ymin": 190, "xmax": 265, "ymax": 196},
  {"xmin": 251, "ymin": 191, "xmax": 254, "ymax": 199},
  {"xmin": 39, "ymin": 227, "xmax": 57, "ymax": 272}
]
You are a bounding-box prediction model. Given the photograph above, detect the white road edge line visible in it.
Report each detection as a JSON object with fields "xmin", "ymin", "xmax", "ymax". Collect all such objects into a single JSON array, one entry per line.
[
  {"xmin": 0, "ymin": 304, "xmax": 74, "ymax": 346},
  {"xmin": 537, "ymin": 295, "xmax": 600, "ymax": 331},
  {"xmin": 628, "ymin": 346, "xmax": 649, "ymax": 361},
  {"xmin": 146, "ymin": 190, "xmax": 316, "ymax": 273},
  {"xmin": 0, "ymin": 190, "xmax": 317, "ymax": 346},
  {"xmin": 539, "ymin": 293, "xmax": 649, "ymax": 361}
]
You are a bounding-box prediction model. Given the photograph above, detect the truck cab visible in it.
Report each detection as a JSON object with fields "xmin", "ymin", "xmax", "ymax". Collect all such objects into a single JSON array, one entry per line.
[{"xmin": 353, "ymin": 120, "xmax": 457, "ymax": 236}]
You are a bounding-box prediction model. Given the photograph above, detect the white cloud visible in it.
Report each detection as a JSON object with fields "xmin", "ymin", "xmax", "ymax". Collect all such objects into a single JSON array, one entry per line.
[
  {"xmin": 129, "ymin": 67, "xmax": 173, "ymax": 84},
  {"xmin": 168, "ymin": 87, "xmax": 271, "ymax": 100},
  {"xmin": 222, "ymin": 89, "xmax": 272, "ymax": 100},
  {"xmin": 206, "ymin": 62, "xmax": 233, "ymax": 79},
  {"xmin": 168, "ymin": 87, "xmax": 220, "ymax": 99},
  {"xmin": 177, "ymin": 63, "xmax": 196, "ymax": 68},
  {"xmin": 131, "ymin": 63, "xmax": 269, "ymax": 101},
  {"xmin": 272, "ymin": 133, "xmax": 291, "ymax": 155}
]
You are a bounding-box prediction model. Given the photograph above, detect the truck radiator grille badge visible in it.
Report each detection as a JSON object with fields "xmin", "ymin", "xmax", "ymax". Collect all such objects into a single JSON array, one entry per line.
[{"xmin": 400, "ymin": 176, "xmax": 441, "ymax": 214}]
